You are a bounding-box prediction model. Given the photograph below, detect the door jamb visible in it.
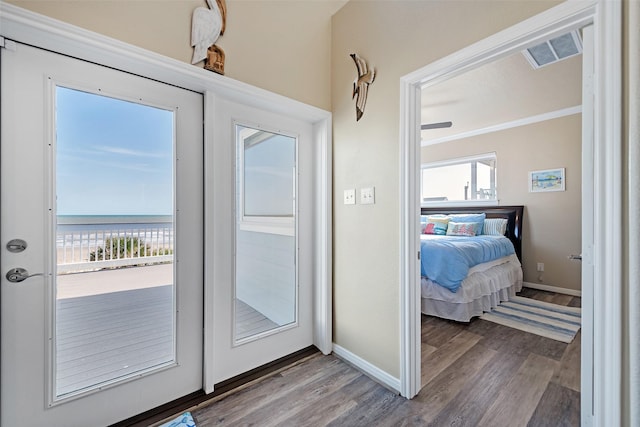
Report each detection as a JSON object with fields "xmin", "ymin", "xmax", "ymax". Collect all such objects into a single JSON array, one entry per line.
[{"xmin": 399, "ymin": 1, "xmax": 622, "ymax": 425}]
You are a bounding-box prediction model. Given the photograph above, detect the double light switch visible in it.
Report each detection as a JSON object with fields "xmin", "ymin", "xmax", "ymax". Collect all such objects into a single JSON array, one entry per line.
[{"xmin": 343, "ymin": 187, "xmax": 375, "ymax": 205}]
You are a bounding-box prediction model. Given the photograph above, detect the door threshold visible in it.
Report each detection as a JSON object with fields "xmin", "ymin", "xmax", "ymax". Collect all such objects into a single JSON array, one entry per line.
[{"xmin": 110, "ymin": 346, "xmax": 320, "ymax": 427}]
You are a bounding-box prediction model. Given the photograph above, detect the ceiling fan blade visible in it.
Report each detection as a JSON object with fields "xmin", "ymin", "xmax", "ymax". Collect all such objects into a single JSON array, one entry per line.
[{"xmin": 421, "ymin": 121, "xmax": 453, "ymax": 130}]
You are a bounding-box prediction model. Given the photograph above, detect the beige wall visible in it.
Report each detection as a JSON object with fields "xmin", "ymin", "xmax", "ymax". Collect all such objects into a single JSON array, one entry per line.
[
  {"xmin": 6, "ymin": 1, "xmax": 202, "ymax": 62},
  {"xmin": 421, "ymin": 115, "xmax": 582, "ymax": 291},
  {"xmin": 7, "ymin": 0, "xmax": 346, "ymax": 110},
  {"xmin": 331, "ymin": 0, "xmax": 562, "ymax": 378}
]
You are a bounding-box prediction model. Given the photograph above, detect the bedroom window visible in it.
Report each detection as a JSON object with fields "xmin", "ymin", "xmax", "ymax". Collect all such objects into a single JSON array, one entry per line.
[
  {"xmin": 236, "ymin": 124, "xmax": 296, "ymax": 236},
  {"xmin": 421, "ymin": 152, "xmax": 497, "ymax": 205}
]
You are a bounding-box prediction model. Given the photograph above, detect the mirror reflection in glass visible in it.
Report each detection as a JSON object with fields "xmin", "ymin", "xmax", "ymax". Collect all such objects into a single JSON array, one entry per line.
[{"xmin": 234, "ymin": 124, "xmax": 297, "ymax": 342}]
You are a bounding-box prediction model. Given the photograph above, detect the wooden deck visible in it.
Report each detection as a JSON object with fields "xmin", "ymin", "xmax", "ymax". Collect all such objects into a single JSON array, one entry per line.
[
  {"xmin": 189, "ymin": 288, "xmax": 581, "ymax": 426},
  {"xmin": 56, "ymin": 270, "xmax": 174, "ymax": 396},
  {"xmin": 235, "ymin": 299, "xmax": 279, "ymax": 340},
  {"xmin": 56, "ymin": 265, "xmax": 276, "ymax": 396}
]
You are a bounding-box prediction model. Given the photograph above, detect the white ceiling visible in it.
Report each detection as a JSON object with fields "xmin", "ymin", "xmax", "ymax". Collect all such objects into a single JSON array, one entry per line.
[{"xmin": 420, "ymin": 48, "xmax": 582, "ymax": 144}]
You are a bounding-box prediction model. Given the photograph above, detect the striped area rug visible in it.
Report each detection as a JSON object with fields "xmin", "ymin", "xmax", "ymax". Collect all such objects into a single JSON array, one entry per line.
[{"xmin": 480, "ymin": 296, "xmax": 581, "ymax": 343}]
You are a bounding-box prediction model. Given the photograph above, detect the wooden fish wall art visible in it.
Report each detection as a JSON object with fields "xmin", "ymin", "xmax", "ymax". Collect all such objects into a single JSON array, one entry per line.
[{"xmin": 350, "ymin": 53, "xmax": 376, "ymax": 121}]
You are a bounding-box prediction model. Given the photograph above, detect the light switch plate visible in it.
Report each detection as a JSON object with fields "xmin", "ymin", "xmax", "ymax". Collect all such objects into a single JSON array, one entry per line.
[
  {"xmin": 361, "ymin": 187, "xmax": 375, "ymax": 204},
  {"xmin": 344, "ymin": 189, "xmax": 356, "ymax": 205}
]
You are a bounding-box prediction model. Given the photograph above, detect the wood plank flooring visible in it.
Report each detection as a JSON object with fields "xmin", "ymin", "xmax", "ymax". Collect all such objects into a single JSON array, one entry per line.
[{"xmin": 188, "ymin": 288, "xmax": 581, "ymax": 426}]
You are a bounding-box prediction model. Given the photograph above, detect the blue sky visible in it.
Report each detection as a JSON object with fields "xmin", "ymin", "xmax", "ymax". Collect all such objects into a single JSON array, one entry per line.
[{"xmin": 56, "ymin": 86, "xmax": 174, "ymax": 215}]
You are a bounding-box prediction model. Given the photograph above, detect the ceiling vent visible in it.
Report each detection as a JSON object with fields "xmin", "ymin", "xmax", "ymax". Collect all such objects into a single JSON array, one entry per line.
[{"xmin": 522, "ymin": 30, "xmax": 583, "ymax": 69}]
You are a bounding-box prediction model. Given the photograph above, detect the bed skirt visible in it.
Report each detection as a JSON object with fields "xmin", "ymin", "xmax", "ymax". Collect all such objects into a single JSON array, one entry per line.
[{"xmin": 421, "ymin": 254, "xmax": 523, "ymax": 322}]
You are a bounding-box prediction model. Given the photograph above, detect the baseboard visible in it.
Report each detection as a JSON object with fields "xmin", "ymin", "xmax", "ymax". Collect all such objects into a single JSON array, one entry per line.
[
  {"xmin": 332, "ymin": 344, "xmax": 400, "ymax": 393},
  {"xmin": 523, "ymin": 281, "xmax": 582, "ymax": 297}
]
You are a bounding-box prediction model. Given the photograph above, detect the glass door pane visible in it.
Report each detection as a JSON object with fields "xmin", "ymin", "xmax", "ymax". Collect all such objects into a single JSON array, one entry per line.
[
  {"xmin": 55, "ymin": 86, "xmax": 175, "ymax": 397},
  {"xmin": 234, "ymin": 124, "xmax": 297, "ymax": 343}
]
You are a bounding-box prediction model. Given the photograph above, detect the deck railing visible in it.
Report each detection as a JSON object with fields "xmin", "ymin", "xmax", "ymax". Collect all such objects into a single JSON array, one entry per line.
[{"xmin": 57, "ymin": 220, "xmax": 174, "ymax": 274}]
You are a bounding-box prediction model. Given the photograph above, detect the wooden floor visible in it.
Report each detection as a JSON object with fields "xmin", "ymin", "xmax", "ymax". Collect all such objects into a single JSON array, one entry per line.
[{"xmin": 190, "ymin": 288, "xmax": 581, "ymax": 426}]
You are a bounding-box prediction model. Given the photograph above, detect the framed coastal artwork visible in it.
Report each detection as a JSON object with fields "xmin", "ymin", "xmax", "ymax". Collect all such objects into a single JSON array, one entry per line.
[{"xmin": 529, "ymin": 168, "xmax": 565, "ymax": 192}]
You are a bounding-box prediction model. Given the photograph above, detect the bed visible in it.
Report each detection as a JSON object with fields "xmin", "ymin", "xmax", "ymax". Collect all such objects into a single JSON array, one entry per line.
[{"xmin": 420, "ymin": 205, "xmax": 524, "ymax": 322}]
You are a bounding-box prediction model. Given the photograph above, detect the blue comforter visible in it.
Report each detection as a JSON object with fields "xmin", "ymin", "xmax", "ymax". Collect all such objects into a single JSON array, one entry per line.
[{"xmin": 420, "ymin": 235, "xmax": 515, "ymax": 292}]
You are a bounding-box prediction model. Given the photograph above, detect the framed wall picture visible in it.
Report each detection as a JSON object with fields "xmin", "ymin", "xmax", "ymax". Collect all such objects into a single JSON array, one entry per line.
[{"xmin": 529, "ymin": 168, "xmax": 565, "ymax": 192}]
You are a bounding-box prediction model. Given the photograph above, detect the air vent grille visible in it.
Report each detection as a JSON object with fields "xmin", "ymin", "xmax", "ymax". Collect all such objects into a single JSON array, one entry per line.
[{"xmin": 523, "ymin": 30, "xmax": 582, "ymax": 69}]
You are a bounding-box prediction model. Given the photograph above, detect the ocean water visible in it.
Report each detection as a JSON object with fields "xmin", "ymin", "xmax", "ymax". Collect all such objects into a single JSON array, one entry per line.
[{"xmin": 57, "ymin": 215, "xmax": 173, "ymax": 230}]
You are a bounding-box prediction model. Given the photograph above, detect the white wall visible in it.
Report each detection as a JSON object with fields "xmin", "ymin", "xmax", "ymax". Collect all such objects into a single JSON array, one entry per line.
[{"xmin": 236, "ymin": 230, "xmax": 295, "ymax": 326}]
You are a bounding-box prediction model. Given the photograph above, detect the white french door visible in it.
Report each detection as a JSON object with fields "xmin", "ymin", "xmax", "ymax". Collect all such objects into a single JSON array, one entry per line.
[
  {"xmin": 1, "ymin": 43, "xmax": 203, "ymax": 426},
  {"xmin": 209, "ymin": 97, "xmax": 314, "ymax": 383}
]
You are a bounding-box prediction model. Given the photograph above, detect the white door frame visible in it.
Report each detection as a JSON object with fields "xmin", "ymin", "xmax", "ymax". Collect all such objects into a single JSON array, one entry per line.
[
  {"xmin": 399, "ymin": 1, "xmax": 622, "ymax": 425},
  {"xmin": 0, "ymin": 0, "xmax": 332, "ymax": 398}
]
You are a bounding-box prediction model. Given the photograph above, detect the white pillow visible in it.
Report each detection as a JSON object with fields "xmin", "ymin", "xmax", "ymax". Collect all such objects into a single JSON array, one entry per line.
[{"xmin": 483, "ymin": 218, "xmax": 508, "ymax": 236}]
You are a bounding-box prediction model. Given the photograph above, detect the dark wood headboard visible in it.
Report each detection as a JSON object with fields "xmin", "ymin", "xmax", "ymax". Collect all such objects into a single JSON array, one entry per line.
[{"xmin": 420, "ymin": 205, "xmax": 524, "ymax": 262}]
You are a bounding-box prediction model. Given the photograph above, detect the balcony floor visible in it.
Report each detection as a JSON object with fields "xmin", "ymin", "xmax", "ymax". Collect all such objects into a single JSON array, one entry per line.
[
  {"xmin": 56, "ymin": 283, "xmax": 173, "ymax": 396},
  {"xmin": 56, "ymin": 264, "xmax": 275, "ymax": 396}
]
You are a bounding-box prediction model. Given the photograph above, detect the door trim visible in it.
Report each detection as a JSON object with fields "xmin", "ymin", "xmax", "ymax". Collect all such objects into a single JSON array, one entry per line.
[
  {"xmin": 0, "ymin": 0, "xmax": 332, "ymax": 398},
  {"xmin": 399, "ymin": 1, "xmax": 622, "ymax": 425}
]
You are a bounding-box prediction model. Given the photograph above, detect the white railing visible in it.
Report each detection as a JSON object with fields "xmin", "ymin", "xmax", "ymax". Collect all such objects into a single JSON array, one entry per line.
[{"xmin": 57, "ymin": 221, "xmax": 174, "ymax": 274}]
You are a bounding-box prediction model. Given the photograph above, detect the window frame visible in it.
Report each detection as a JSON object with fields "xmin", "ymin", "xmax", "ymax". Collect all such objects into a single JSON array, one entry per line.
[
  {"xmin": 236, "ymin": 123, "xmax": 297, "ymax": 236},
  {"xmin": 420, "ymin": 152, "xmax": 498, "ymax": 207}
]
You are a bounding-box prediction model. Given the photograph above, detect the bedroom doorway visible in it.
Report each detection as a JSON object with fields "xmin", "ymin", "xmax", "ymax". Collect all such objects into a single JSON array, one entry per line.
[
  {"xmin": 399, "ymin": 1, "xmax": 623, "ymax": 424},
  {"xmin": 417, "ymin": 37, "xmax": 584, "ymax": 421}
]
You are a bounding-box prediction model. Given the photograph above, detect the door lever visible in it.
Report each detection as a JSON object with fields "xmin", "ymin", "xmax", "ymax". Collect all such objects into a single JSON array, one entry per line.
[
  {"xmin": 5, "ymin": 268, "xmax": 44, "ymax": 283},
  {"xmin": 568, "ymin": 254, "xmax": 582, "ymax": 261}
]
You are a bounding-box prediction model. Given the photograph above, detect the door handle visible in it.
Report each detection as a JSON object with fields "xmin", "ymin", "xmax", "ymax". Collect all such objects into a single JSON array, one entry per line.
[
  {"xmin": 568, "ymin": 254, "xmax": 582, "ymax": 261},
  {"xmin": 5, "ymin": 267, "xmax": 44, "ymax": 283}
]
